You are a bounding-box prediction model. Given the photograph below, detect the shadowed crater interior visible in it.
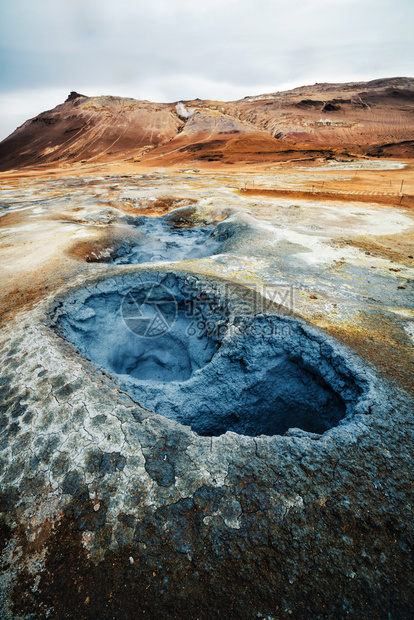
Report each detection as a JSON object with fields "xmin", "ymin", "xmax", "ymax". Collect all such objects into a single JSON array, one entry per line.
[{"xmin": 53, "ymin": 272, "xmax": 373, "ymax": 437}]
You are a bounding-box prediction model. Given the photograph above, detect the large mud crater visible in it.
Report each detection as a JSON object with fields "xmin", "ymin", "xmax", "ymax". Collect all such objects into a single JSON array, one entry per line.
[{"xmin": 53, "ymin": 272, "xmax": 375, "ymax": 437}]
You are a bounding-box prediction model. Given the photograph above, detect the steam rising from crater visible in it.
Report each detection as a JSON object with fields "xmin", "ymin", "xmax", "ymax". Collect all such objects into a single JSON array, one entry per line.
[{"xmin": 176, "ymin": 102, "xmax": 195, "ymax": 120}]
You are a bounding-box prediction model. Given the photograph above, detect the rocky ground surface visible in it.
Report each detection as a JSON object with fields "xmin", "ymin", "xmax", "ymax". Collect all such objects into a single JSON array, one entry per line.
[{"xmin": 0, "ymin": 160, "xmax": 413, "ymax": 618}]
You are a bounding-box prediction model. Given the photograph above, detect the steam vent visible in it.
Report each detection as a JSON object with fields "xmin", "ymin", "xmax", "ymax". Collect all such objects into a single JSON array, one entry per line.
[{"xmin": 1, "ymin": 78, "xmax": 414, "ymax": 618}]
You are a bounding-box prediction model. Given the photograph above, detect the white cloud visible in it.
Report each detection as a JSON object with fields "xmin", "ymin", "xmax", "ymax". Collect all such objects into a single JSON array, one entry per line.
[{"xmin": 0, "ymin": 88, "xmax": 69, "ymax": 140}]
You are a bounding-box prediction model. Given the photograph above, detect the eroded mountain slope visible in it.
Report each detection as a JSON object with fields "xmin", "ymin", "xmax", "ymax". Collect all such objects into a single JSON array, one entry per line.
[{"xmin": 1, "ymin": 77, "xmax": 413, "ymax": 171}]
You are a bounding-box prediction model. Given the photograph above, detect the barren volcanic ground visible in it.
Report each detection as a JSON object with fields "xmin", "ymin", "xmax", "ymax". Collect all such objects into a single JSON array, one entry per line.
[{"xmin": 0, "ymin": 80, "xmax": 414, "ymax": 619}]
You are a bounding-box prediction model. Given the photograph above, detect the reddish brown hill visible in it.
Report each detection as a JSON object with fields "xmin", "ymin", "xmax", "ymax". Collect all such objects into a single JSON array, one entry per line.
[
  {"xmin": 0, "ymin": 92, "xmax": 182, "ymax": 171},
  {"xmin": 1, "ymin": 78, "xmax": 413, "ymax": 171},
  {"xmin": 228, "ymin": 78, "xmax": 414, "ymax": 155}
]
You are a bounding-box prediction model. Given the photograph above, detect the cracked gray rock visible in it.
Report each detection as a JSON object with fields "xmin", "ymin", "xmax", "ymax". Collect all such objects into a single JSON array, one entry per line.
[{"xmin": 0, "ymin": 267, "xmax": 413, "ymax": 619}]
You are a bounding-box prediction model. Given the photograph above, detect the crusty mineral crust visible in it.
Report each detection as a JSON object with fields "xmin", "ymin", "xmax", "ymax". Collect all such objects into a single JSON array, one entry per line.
[{"xmin": 0, "ymin": 269, "xmax": 413, "ymax": 619}]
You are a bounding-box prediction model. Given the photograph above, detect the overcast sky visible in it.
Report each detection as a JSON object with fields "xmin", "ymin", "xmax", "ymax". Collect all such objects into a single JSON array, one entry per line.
[{"xmin": 0, "ymin": 0, "xmax": 413, "ymax": 140}]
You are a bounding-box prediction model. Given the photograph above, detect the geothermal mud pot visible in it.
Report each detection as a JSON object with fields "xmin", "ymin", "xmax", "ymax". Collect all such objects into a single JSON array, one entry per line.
[
  {"xmin": 110, "ymin": 212, "xmax": 222, "ymax": 265},
  {"xmin": 55, "ymin": 272, "xmax": 371, "ymax": 438},
  {"xmin": 72, "ymin": 203, "xmax": 230, "ymax": 267},
  {"xmin": 1, "ymin": 268, "xmax": 413, "ymax": 619}
]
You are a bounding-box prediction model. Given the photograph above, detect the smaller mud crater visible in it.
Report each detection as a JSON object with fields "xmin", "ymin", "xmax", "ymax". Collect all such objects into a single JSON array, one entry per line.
[
  {"xmin": 72, "ymin": 206, "xmax": 227, "ymax": 266},
  {"xmin": 53, "ymin": 273, "xmax": 376, "ymax": 438},
  {"xmin": 112, "ymin": 214, "xmax": 222, "ymax": 265}
]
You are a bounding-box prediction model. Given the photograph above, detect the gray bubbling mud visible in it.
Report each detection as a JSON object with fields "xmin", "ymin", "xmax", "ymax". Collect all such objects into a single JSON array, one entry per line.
[
  {"xmin": 53, "ymin": 272, "xmax": 376, "ymax": 438},
  {"xmin": 109, "ymin": 211, "xmax": 223, "ymax": 265}
]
